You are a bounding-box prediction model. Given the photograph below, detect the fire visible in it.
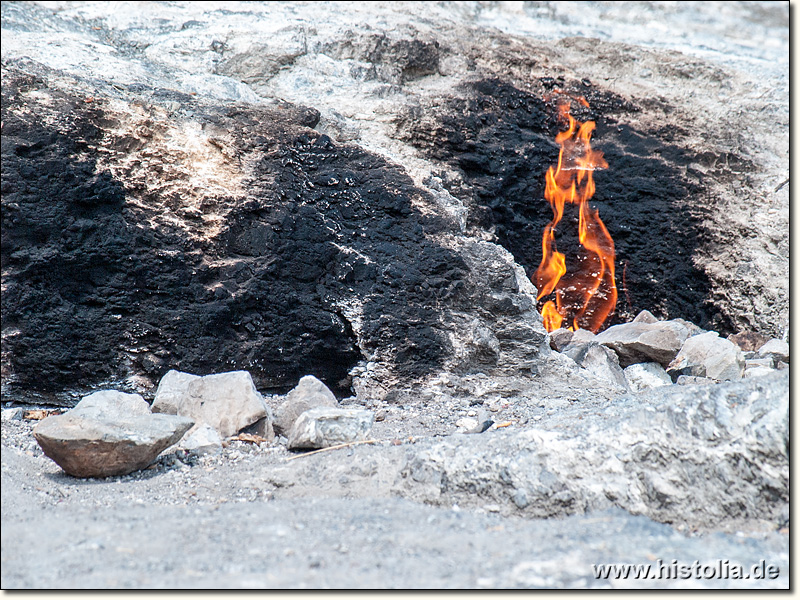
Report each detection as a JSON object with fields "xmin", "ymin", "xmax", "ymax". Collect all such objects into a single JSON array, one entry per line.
[{"xmin": 534, "ymin": 93, "xmax": 617, "ymax": 333}]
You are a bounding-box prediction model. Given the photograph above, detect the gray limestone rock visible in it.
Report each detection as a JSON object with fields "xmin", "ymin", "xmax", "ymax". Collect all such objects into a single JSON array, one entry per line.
[
  {"xmin": 632, "ymin": 310, "xmax": 659, "ymax": 324},
  {"xmin": 176, "ymin": 371, "xmax": 267, "ymax": 438},
  {"xmin": 179, "ymin": 423, "xmax": 223, "ymax": 455},
  {"xmin": 548, "ymin": 328, "xmax": 573, "ymax": 352},
  {"xmin": 563, "ymin": 343, "xmax": 628, "ymax": 391},
  {"xmin": 623, "ymin": 362, "xmax": 672, "ymax": 392},
  {"xmin": 287, "ymin": 407, "xmax": 374, "ymax": 450},
  {"xmin": 757, "ymin": 339, "xmax": 789, "ymax": 364},
  {"xmin": 72, "ymin": 390, "xmax": 151, "ymax": 418},
  {"xmin": 33, "ymin": 411, "xmax": 193, "ymax": 478},
  {"xmin": 676, "ymin": 375, "xmax": 715, "ymax": 386},
  {"xmin": 595, "ymin": 321, "xmax": 690, "ymax": 368},
  {"xmin": 668, "ymin": 331, "xmax": 745, "ymax": 381},
  {"xmin": 151, "ymin": 370, "xmax": 201, "ymax": 415},
  {"xmin": 275, "ymin": 375, "xmax": 338, "ymax": 436}
]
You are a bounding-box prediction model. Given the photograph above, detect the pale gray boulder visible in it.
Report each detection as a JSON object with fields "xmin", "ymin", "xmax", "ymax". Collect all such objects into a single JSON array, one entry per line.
[
  {"xmin": 595, "ymin": 321, "xmax": 690, "ymax": 367},
  {"xmin": 757, "ymin": 339, "xmax": 789, "ymax": 364},
  {"xmin": 562, "ymin": 342, "xmax": 629, "ymax": 391},
  {"xmin": 151, "ymin": 370, "xmax": 201, "ymax": 415},
  {"xmin": 668, "ymin": 331, "xmax": 745, "ymax": 381},
  {"xmin": 623, "ymin": 362, "xmax": 672, "ymax": 392},
  {"xmin": 179, "ymin": 423, "xmax": 223, "ymax": 455},
  {"xmin": 72, "ymin": 390, "xmax": 151, "ymax": 418},
  {"xmin": 275, "ymin": 375, "xmax": 338, "ymax": 436},
  {"xmin": 175, "ymin": 371, "xmax": 268, "ymax": 438},
  {"xmin": 287, "ymin": 407, "xmax": 374, "ymax": 450}
]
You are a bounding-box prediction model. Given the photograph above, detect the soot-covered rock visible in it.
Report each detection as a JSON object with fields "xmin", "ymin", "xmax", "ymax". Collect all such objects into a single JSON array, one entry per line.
[
  {"xmin": 1, "ymin": 68, "xmax": 472, "ymax": 399},
  {"xmin": 396, "ymin": 78, "xmax": 733, "ymax": 333}
]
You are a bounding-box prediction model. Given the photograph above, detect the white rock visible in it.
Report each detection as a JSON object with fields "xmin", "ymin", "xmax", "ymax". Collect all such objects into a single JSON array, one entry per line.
[
  {"xmin": 563, "ymin": 342, "xmax": 629, "ymax": 391},
  {"xmin": 595, "ymin": 321, "xmax": 690, "ymax": 367},
  {"xmin": 623, "ymin": 362, "xmax": 672, "ymax": 392},
  {"xmin": 757, "ymin": 339, "xmax": 789, "ymax": 363},
  {"xmin": 275, "ymin": 375, "xmax": 338, "ymax": 435},
  {"xmin": 179, "ymin": 423, "xmax": 223, "ymax": 455},
  {"xmin": 668, "ymin": 332, "xmax": 745, "ymax": 381},
  {"xmin": 178, "ymin": 371, "xmax": 267, "ymax": 438},
  {"xmin": 287, "ymin": 407, "xmax": 374, "ymax": 450},
  {"xmin": 73, "ymin": 390, "xmax": 151, "ymax": 418},
  {"xmin": 745, "ymin": 366, "xmax": 776, "ymax": 379},
  {"xmin": 152, "ymin": 370, "xmax": 201, "ymax": 415}
]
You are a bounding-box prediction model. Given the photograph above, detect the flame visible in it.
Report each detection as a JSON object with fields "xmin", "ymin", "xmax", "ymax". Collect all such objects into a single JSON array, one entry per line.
[{"xmin": 534, "ymin": 94, "xmax": 617, "ymax": 333}]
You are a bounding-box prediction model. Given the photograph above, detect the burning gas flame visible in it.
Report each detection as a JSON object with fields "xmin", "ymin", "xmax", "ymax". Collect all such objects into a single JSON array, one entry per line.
[{"xmin": 534, "ymin": 93, "xmax": 617, "ymax": 333}]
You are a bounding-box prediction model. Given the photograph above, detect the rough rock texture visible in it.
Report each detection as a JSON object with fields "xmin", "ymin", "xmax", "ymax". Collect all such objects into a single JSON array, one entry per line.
[
  {"xmin": 170, "ymin": 371, "xmax": 267, "ymax": 438},
  {"xmin": 274, "ymin": 375, "xmax": 338, "ymax": 436},
  {"xmin": 151, "ymin": 370, "xmax": 201, "ymax": 415},
  {"xmin": 179, "ymin": 423, "xmax": 223, "ymax": 456},
  {"xmin": 287, "ymin": 407, "xmax": 374, "ymax": 450},
  {"xmin": 271, "ymin": 371, "xmax": 787, "ymax": 531},
  {"xmin": 33, "ymin": 410, "xmax": 193, "ymax": 478},
  {"xmin": 728, "ymin": 332, "xmax": 770, "ymax": 353},
  {"xmin": 595, "ymin": 321, "xmax": 690, "ymax": 368},
  {"xmin": 71, "ymin": 390, "xmax": 151, "ymax": 418},
  {"xmin": 668, "ymin": 332, "xmax": 745, "ymax": 382},
  {"xmin": 561, "ymin": 343, "xmax": 628, "ymax": 391},
  {"xmin": 0, "ymin": 1, "xmax": 788, "ymax": 404},
  {"xmin": 623, "ymin": 362, "xmax": 672, "ymax": 393},
  {"xmin": 756, "ymin": 339, "xmax": 789, "ymax": 364}
]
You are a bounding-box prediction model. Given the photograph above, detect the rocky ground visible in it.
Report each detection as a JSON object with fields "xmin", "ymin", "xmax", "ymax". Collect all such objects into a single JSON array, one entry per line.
[{"xmin": 0, "ymin": 1, "xmax": 790, "ymax": 590}]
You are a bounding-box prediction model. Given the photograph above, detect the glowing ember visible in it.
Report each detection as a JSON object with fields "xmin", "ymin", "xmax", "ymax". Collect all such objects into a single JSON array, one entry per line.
[{"xmin": 534, "ymin": 92, "xmax": 617, "ymax": 333}]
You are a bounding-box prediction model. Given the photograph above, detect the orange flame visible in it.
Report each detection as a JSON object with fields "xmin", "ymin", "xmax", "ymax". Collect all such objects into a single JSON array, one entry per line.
[{"xmin": 534, "ymin": 94, "xmax": 617, "ymax": 333}]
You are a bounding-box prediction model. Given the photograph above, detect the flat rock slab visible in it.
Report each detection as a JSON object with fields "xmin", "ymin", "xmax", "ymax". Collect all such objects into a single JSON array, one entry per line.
[
  {"xmin": 33, "ymin": 412, "xmax": 193, "ymax": 478},
  {"xmin": 288, "ymin": 407, "xmax": 374, "ymax": 450},
  {"xmin": 668, "ymin": 331, "xmax": 745, "ymax": 381},
  {"xmin": 275, "ymin": 375, "xmax": 338, "ymax": 436},
  {"xmin": 169, "ymin": 371, "xmax": 267, "ymax": 438},
  {"xmin": 595, "ymin": 321, "xmax": 689, "ymax": 368}
]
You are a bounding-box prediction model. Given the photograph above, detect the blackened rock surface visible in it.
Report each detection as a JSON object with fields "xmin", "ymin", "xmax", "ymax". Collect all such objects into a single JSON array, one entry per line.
[
  {"xmin": 395, "ymin": 78, "xmax": 732, "ymax": 333},
  {"xmin": 1, "ymin": 67, "xmax": 484, "ymax": 399}
]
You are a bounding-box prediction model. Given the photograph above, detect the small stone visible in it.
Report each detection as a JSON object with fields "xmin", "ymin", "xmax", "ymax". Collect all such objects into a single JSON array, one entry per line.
[
  {"xmin": 595, "ymin": 321, "xmax": 689, "ymax": 368},
  {"xmin": 563, "ymin": 342, "xmax": 629, "ymax": 390},
  {"xmin": 745, "ymin": 358, "xmax": 774, "ymax": 370},
  {"xmin": 456, "ymin": 417, "xmax": 479, "ymax": 432},
  {"xmin": 548, "ymin": 328, "xmax": 574, "ymax": 352},
  {"xmin": 632, "ymin": 309, "xmax": 659, "ymax": 324},
  {"xmin": 676, "ymin": 375, "xmax": 715, "ymax": 386},
  {"xmin": 571, "ymin": 329, "xmax": 596, "ymax": 344},
  {"xmin": 745, "ymin": 366, "xmax": 776, "ymax": 379},
  {"xmin": 179, "ymin": 423, "xmax": 223, "ymax": 455},
  {"xmin": 73, "ymin": 390, "xmax": 150, "ymax": 418},
  {"xmin": 512, "ymin": 488, "xmax": 529, "ymax": 508},
  {"xmin": 151, "ymin": 370, "xmax": 201, "ymax": 414},
  {"xmin": 757, "ymin": 339, "xmax": 789, "ymax": 363},
  {"xmin": 727, "ymin": 331, "xmax": 771, "ymax": 353},
  {"xmin": 623, "ymin": 362, "xmax": 672, "ymax": 392},
  {"xmin": 668, "ymin": 331, "xmax": 745, "ymax": 381},
  {"xmin": 287, "ymin": 407, "xmax": 373, "ymax": 450},
  {"xmin": 34, "ymin": 411, "xmax": 193, "ymax": 478},
  {"xmin": 239, "ymin": 412, "xmax": 275, "ymax": 442},
  {"xmin": 175, "ymin": 371, "xmax": 267, "ymax": 438},
  {"xmin": 1, "ymin": 407, "xmax": 24, "ymax": 421},
  {"xmin": 274, "ymin": 375, "xmax": 338, "ymax": 436},
  {"xmin": 776, "ymin": 361, "xmax": 789, "ymax": 370}
]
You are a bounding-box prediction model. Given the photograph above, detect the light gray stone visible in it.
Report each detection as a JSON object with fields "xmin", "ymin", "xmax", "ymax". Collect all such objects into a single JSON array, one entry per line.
[
  {"xmin": 152, "ymin": 370, "xmax": 201, "ymax": 415},
  {"xmin": 179, "ymin": 423, "xmax": 223, "ymax": 455},
  {"xmin": 632, "ymin": 309, "xmax": 659, "ymax": 324},
  {"xmin": 33, "ymin": 411, "xmax": 193, "ymax": 478},
  {"xmin": 563, "ymin": 343, "xmax": 628, "ymax": 391},
  {"xmin": 757, "ymin": 339, "xmax": 789, "ymax": 363},
  {"xmin": 73, "ymin": 390, "xmax": 150, "ymax": 418},
  {"xmin": 745, "ymin": 366, "xmax": 776, "ymax": 379},
  {"xmin": 177, "ymin": 371, "xmax": 267, "ymax": 438},
  {"xmin": 676, "ymin": 375, "xmax": 715, "ymax": 386},
  {"xmin": 275, "ymin": 375, "xmax": 338, "ymax": 436},
  {"xmin": 548, "ymin": 328, "xmax": 573, "ymax": 352},
  {"xmin": 595, "ymin": 321, "xmax": 690, "ymax": 367},
  {"xmin": 623, "ymin": 362, "xmax": 672, "ymax": 392},
  {"xmin": 668, "ymin": 331, "xmax": 745, "ymax": 381},
  {"xmin": 287, "ymin": 407, "xmax": 374, "ymax": 450}
]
